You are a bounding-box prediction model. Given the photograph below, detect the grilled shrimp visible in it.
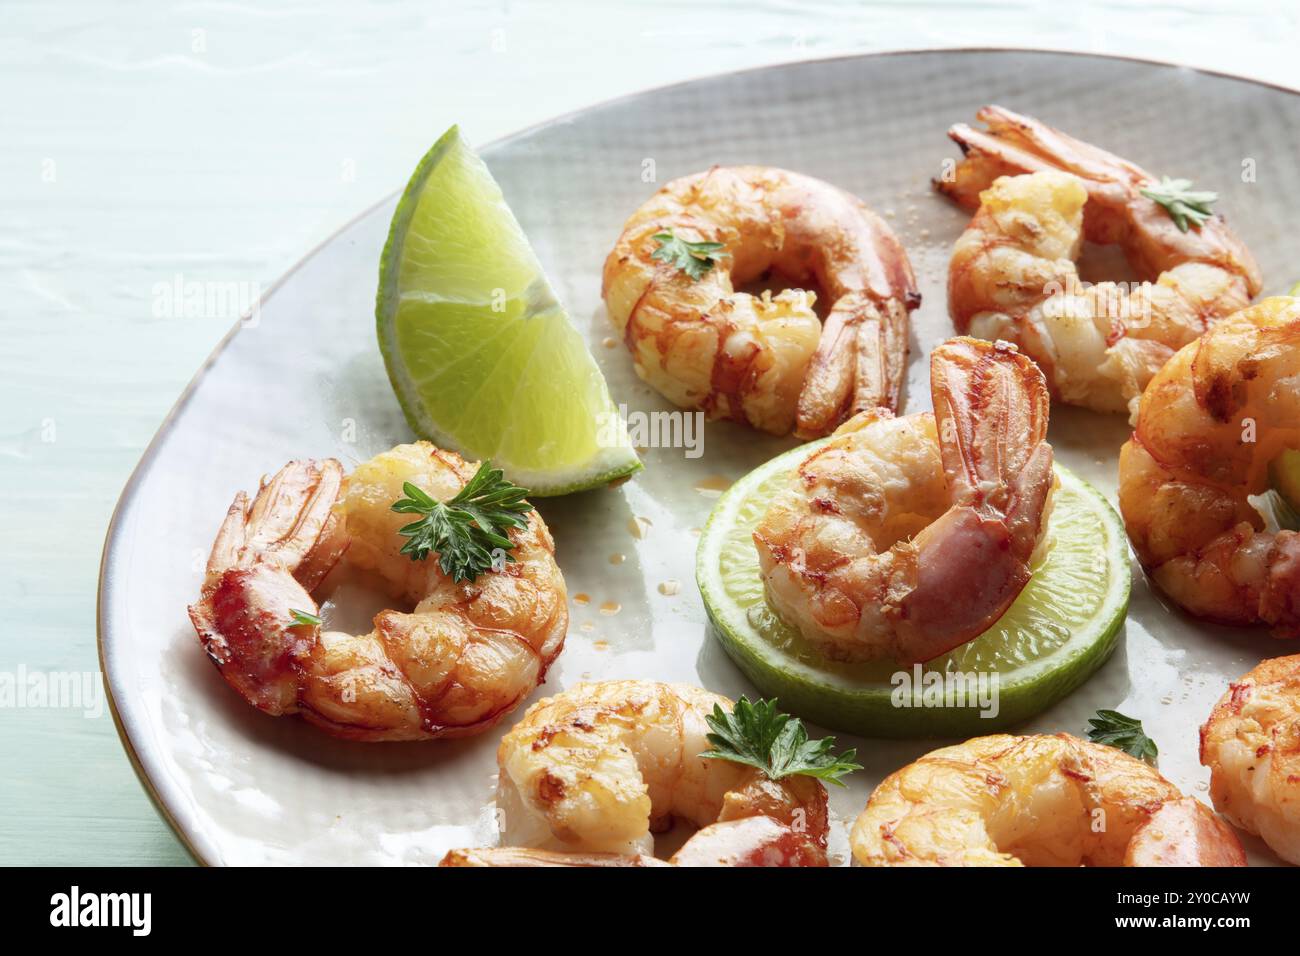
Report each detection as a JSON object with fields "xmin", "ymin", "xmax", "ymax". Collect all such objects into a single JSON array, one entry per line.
[
  {"xmin": 1201, "ymin": 654, "xmax": 1300, "ymax": 865},
  {"xmin": 458, "ymin": 680, "xmax": 829, "ymax": 866},
  {"xmin": 753, "ymin": 337, "xmax": 1053, "ymax": 663},
  {"xmin": 939, "ymin": 106, "xmax": 1261, "ymax": 416},
  {"xmin": 852, "ymin": 733, "xmax": 1245, "ymax": 867},
  {"xmin": 187, "ymin": 442, "xmax": 567, "ymax": 740},
  {"xmin": 603, "ymin": 166, "xmax": 919, "ymax": 438},
  {"xmin": 1118, "ymin": 297, "xmax": 1300, "ymax": 633},
  {"xmin": 439, "ymin": 816, "xmax": 808, "ymax": 868}
]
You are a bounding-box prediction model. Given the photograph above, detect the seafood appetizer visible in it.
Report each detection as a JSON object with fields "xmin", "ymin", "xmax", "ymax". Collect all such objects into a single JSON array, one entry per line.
[
  {"xmin": 187, "ymin": 442, "xmax": 567, "ymax": 740},
  {"xmin": 1119, "ymin": 297, "xmax": 1300, "ymax": 633},
  {"xmin": 753, "ymin": 336, "xmax": 1053, "ymax": 663},
  {"xmin": 853, "ymin": 733, "xmax": 1246, "ymax": 866},
  {"xmin": 939, "ymin": 106, "xmax": 1261, "ymax": 416},
  {"xmin": 1201, "ymin": 655, "xmax": 1300, "ymax": 865},
  {"xmin": 603, "ymin": 166, "xmax": 919, "ymax": 438},
  {"xmin": 441, "ymin": 681, "xmax": 859, "ymax": 866}
]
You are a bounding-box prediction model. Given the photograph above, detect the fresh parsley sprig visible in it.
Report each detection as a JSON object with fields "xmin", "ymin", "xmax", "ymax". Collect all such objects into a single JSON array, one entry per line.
[
  {"xmin": 651, "ymin": 231, "xmax": 727, "ymax": 280},
  {"xmin": 391, "ymin": 461, "xmax": 533, "ymax": 583},
  {"xmin": 1139, "ymin": 177, "xmax": 1217, "ymax": 233},
  {"xmin": 701, "ymin": 696, "xmax": 861, "ymax": 786},
  {"xmin": 1086, "ymin": 709, "xmax": 1158, "ymax": 763}
]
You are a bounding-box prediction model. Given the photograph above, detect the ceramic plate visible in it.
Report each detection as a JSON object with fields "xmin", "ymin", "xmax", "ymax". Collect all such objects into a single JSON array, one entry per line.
[{"xmin": 100, "ymin": 50, "xmax": 1300, "ymax": 865}]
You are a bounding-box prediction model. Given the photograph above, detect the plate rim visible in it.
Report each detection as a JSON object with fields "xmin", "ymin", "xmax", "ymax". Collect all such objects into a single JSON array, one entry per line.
[{"xmin": 96, "ymin": 46, "xmax": 1300, "ymax": 866}]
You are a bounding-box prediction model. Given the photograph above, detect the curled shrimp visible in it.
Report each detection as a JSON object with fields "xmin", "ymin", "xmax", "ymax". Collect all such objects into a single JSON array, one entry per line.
[
  {"xmin": 441, "ymin": 847, "xmax": 667, "ymax": 867},
  {"xmin": 451, "ymin": 680, "xmax": 829, "ymax": 866},
  {"xmin": 753, "ymin": 336, "xmax": 1053, "ymax": 663},
  {"xmin": 939, "ymin": 105, "xmax": 1261, "ymax": 416},
  {"xmin": 602, "ymin": 166, "xmax": 919, "ymax": 438},
  {"xmin": 1201, "ymin": 654, "xmax": 1300, "ymax": 865},
  {"xmin": 1118, "ymin": 297, "xmax": 1300, "ymax": 633},
  {"xmin": 852, "ymin": 733, "xmax": 1246, "ymax": 867},
  {"xmin": 187, "ymin": 442, "xmax": 567, "ymax": 740},
  {"xmin": 439, "ymin": 816, "xmax": 807, "ymax": 868}
]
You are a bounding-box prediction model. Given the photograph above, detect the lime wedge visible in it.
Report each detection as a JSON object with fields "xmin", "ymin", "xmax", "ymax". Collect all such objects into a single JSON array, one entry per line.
[
  {"xmin": 697, "ymin": 441, "xmax": 1129, "ymax": 737},
  {"xmin": 376, "ymin": 126, "xmax": 641, "ymax": 495}
]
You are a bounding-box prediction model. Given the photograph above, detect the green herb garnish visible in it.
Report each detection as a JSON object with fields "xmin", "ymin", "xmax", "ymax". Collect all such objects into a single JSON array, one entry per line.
[
  {"xmin": 1087, "ymin": 709, "xmax": 1158, "ymax": 763},
  {"xmin": 1139, "ymin": 177, "xmax": 1217, "ymax": 233},
  {"xmin": 701, "ymin": 696, "xmax": 861, "ymax": 786},
  {"xmin": 288, "ymin": 608, "xmax": 322, "ymax": 628},
  {"xmin": 392, "ymin": 461, "xmax": 532, "ymax": 583},
  {"xmin": 651, "ymin": 231, "xmax": 726, "ymax": 280}
]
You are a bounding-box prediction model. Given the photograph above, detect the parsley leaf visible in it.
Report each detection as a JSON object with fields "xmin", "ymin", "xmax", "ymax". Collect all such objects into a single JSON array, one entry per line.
[
  {"xmin": 288, "ymin": 608, "xmax": 322, "ymax": 628},
  {"xmin": 391, "ymin": 461, "xmax": 533, "ymax": 583},
  {"xmin": 1139, "ymin": 177, "xmax": 1217, "ymax": 233},
  {"xmin": 1086, "ymin": 709, "xmax": 1158, "ymax": 763},
  {"xmin": 701, "ymin": 696, "xmax": 861, "ymax": 786},
  {"xmin": 651, "ymin": 231, "xmax": 726, "ymax": 280}
]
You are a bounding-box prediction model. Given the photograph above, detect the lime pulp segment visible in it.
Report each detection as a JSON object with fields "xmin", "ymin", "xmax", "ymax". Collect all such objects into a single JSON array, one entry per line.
[
  {"xmin": 376, "ymin": 126, "xmax": 641, "ymax": 495},
  {"xmin": 697, "ymin": 440, "xmax": 1130, "ymax": 737}
]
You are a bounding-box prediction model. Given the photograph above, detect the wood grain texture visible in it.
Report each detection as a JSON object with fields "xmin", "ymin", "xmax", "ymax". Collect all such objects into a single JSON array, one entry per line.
[{"xmin": 1, "ymin": 0, "xmax": 1292, "ymax": 865}]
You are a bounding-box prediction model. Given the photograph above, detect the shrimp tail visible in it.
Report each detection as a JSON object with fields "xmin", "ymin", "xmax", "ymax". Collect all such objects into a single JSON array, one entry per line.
[
  {"xmin": 207, "ymin": 491, "xmax": 250, "ymax": 580},
  {"xmin": 856, "ymin": 734, "xmax": 1245, "ymax": 866},
  {"xmin": 188, "ymin": 564, "xmax": 317, "ymax": 715},
  {"xmin": 930, "ymin": 337, "xmax": 1051, "ymax": 503},
  {"xmin": 1123, "ymin": 797, "xmax": 1247, "ymax": 867},
  {"xmin": 241, "ymin": 458, "xmax": 348, "ymax": 590},
  {"xmin": 189, "ymin": 459, "xmax": 349, "ymax": 714},
  {"xmin": 894, "ymin": 338, "xmax": 1052, "ymax": 663},
  {"xmin": 795, "ymin": 294, "xmax": 910, "ymax": 440},
  {"xmin": 669, "ymin": 815, "xmax": 827, "ymax": 867},
  {"xmin": 439, "ymin": 848, "xmax": 669, "ymax": 867},
  {"xmin": 939, "ymin": 106, "xmax": 1261, "ymax": 293},
  {"xmin": 936, "ymin": 105, "xmax": 1147, "ymax": 213},
  {"xmin": 439, "ymin": 815, "xmax": 823, "ymax": 867}
]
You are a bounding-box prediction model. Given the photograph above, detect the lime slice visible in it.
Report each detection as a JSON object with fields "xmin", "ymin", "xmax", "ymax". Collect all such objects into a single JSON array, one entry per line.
[
  {"xmin": 1269, "ymin": 449, "xmax": 1300, "ymax": 524},
  {"xmin": 697, "ymin": 441, "xmax": 1129, "ymax": 737},
  {"xmin": 376, "ymin": 126, "xmax": 641, "ymax": 495}
]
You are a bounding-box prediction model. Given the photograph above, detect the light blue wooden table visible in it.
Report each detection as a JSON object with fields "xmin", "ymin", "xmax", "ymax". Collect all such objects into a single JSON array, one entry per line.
[{"xmin": 2, "ymin": 0, "xmax": 1292, "ymax": 864}]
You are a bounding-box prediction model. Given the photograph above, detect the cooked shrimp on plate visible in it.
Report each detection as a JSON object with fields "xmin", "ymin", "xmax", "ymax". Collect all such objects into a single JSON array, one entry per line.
[
  {"xmin": 939, "ymin": 105, "xmax": 1261, "ymax": 417},
  {"xmin": 188, "ymin": 442, "xmax": 567, "ymax": 741},
  {"xmin": 1201, "ymin": 654, "xmax": 1300, "ymax": 865},
  {"xmin": 441, "ymin": 681, "xmax": 857, "ymax": 866},
  {"xmin": 603, "ymin": 166, "xmax": 920, "ymax": 438},
  {"xmin": 853, "ymin": 733, "xmax": 1245, "ymax": 867},
  {"xmin": 754, "ymin": 336, "xmax": 1053, "ymax": 664},
  {"xmin": 1119, "ymin": 297, "xmax": 1300, "ymax": 633}
]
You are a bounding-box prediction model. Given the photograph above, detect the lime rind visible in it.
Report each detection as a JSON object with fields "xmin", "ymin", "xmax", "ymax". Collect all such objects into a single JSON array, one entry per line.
[
  {"xmin": 697, "ymin": 440, "xmax": 1129, "ymax": 737},
  {"xmin": 376, "ymin": 126, "xmax": 641, "ymax": 495}
]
